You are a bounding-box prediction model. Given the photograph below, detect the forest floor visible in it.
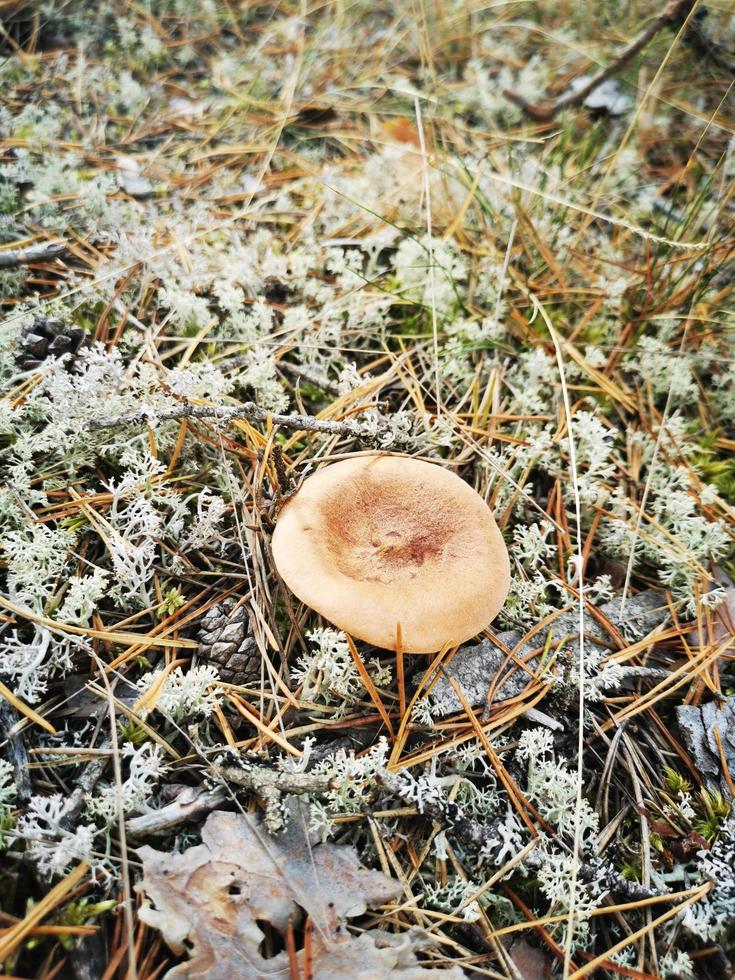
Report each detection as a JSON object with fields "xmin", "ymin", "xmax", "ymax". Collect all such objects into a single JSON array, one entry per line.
[{"xmin": 1, "ymin": 1, "xmax": 735, "ymax": 978}]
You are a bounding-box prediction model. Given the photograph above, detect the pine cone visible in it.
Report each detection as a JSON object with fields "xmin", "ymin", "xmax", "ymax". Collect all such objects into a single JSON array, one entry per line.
[
  {"xmin": 198, "ymin": 599, "xmax": 260, "ymax": 684},
  {"xmin": 17, "ymin": 315, "xmax": 91, "ymax": 371}
]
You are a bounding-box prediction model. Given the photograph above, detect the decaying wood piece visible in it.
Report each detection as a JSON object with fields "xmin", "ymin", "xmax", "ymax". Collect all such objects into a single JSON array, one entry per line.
[
  {"xmin": 0, "ymin": 700, "xmax": 31, "ymax": 802},
  {"xmin": 677, "ymin": 696, "xmax": 735, "ymax": 794},
  {"xmin": 126, "ymin": 785, "xmax": 227, "ymax": 837},
  {"xmin": 0, "ymin": 241, "xmax": 67, "ymax": 268},
  {"xmin": 212, "ymin": 754, "xmax": 337, "ymax": 832},
  {"xmin": 57, "ymin": 738, "xmax": 112, "ymax": 832}
]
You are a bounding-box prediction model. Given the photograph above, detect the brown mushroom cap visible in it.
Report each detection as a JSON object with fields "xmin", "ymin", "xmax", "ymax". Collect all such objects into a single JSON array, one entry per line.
[{"xmin": 271, "ymin": 455, "xmax": 510, "ymax": 653}]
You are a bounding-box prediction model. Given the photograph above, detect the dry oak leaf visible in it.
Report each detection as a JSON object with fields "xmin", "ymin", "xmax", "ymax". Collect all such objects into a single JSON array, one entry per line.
[{"xmin": 137, "ymin": 805, "xmax": 464, "ymax": 979}]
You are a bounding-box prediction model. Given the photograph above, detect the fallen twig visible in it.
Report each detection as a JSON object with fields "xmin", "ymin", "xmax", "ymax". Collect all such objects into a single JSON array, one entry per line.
[
  {"xmin": 214, "ymin": 758, "xmax": 335, "ymax": 795},
  {"xmin": 504, "ymin": 0, "xmax": 696, "ymax": 122},
  {"xmin": 58, "ymin": 739, "xmax": 112, "ymax": 832},
  {"xmin": 212, "ymin": 754, "xmax": 336, "ymax": 832},
  {"xmin": 91, "ymin": 400, "xmax": 378, "ymax": 441},
  {"xmin": 280, "ymin": 361, "xmax": 342, "ymax": 395},
  {"xmin": 126, "ymin": 785, "xmax": 227, "ymax": 837},
  {"xmin": 0, "ymin": 242, "xmax": 67, "ymax": 268}
]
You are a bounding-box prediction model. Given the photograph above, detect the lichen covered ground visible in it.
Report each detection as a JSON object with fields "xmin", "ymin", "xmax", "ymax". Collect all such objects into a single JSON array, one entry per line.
[{"xmin": 1, "ymin": 2, "xmax": 735, "ymax": 977}]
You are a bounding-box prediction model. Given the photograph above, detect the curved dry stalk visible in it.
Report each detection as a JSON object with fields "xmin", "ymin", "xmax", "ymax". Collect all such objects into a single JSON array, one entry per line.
[{"xmin": 505, "ymin": 0, "xmax": 697, "ymax": 122}]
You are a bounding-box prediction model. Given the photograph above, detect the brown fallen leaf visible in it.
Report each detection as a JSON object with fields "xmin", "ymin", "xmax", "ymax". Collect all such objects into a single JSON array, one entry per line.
[{"xmin": 137, "ymin": 802, "xmax": 464, "ymax": 978}]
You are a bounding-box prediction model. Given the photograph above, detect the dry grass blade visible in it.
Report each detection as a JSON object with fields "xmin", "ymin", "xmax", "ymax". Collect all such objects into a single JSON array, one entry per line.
[{"xmin": 0, "ymin": 595, "xmax": 197, "ymax": 650}]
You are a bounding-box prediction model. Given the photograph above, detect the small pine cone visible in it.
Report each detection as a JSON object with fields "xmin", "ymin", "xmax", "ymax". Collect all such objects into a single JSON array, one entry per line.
[
  {"xmin": 198, "ymin": 599, "xmax": 260, "ymax": 684},
  {"xmin": 17, "ymin": 315, "xmax": 91, "ymax": 371}
]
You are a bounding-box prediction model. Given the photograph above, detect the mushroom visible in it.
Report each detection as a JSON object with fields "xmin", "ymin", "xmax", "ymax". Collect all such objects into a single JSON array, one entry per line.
[{"xmin": 271, "ymin": 455, "xmax": 510, "ymax": 653}]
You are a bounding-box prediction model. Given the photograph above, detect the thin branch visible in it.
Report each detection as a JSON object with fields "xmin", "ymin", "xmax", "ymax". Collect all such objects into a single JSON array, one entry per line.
[
  {"xmin": 279, "ymin": 360, "xmax": 342, "ymax": 396},
  {"xmin": 213, "ymin": 757, "xmax": 335, "ymax": 796},
  {"xmin": 505, "ymin": 0, "xmax": 696, "ymax": 122},
  {"xmin": 127, "ymin": 750, "xmax": 345, "ymax": 838},
  {"xmin": 91, "ymin": 400, "xmax": 374, "ymax": 440},
  {"xmin": 126, "ymin": 785, "xmax": 226, "ymax": 837},
  {"xmin": 0, "ymin": 242, "xmax": 67, "ymax": 269},
  {"xmin": 57, "ymin": 739, "xmax": 112, "ymax": 832},
  {"xmin": 211, "ymin": 754, "xmax": 337, "ymax": 832}
]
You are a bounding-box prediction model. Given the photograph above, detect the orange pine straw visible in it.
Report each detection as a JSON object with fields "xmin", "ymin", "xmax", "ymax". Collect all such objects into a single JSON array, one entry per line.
[
  {"xmin": 648, "ymin": 708, "xmax": 703, "ymax": 786},
  {"xmin": 303, "ymin": 916, "xmax": 314, "ymax": 980},
  {"xmin": 486, "ymin": 883, "xmax": 711, "ymax": 939},
  {"xmin": 0, "ymin": 862, "xmax": 89, "ymax": 963},
  {"xmin": 166, "ymin": 418, "xmax": 189, "ymax": 475},
  {"xmin": 502, "ymin": 883, "xmax": 579, "ymax": 974},
  {"xmin": 447, "ymin": 676, "xmax": 545, "ymax": 837},
  {"xmin": 26, "ymin": 961, "xmax": 67, "ymax": 980},
  {"xmin": 395, "ymin": 622, "xmax": 406, "ymax": 720},
  {"xmin": 713, "ymin": 726, "xmax": 735, "ymax": 797},
  {"xmin": 214, "ymin": 703, "xmax": 237, "ymax": 748},
  {"xmin": 388, "ymin": 641, "xmax": 456, "ymax": 768},
  {"xmin": 133, "ymin": 657, "xmax": 187, "ymax": 716},
  {"xmin": 398, "ymin": 682, "xmax": 553, "ymax": 770},
  {"xmin": 568, "ymin": 884, "xmax": 711, "ymax": 979},
  {"xmin": 226, "ymin": 694, "xmax": 302, "ymax": 757},
  {"xmin": 286, "ymin": 920, "xmax": 300, "ymax": 980},
  {"xmin": 0, "ymin": 679, "xmax": 56, "ymax": 735},
  {"xmin": 601, "ymin": 626, "xmax": 683, "ymax": 668},
  {"xmin": 99, "ymin": 923, "xmax": 128, "ymax": 980},
  {"xmin": 0, "ymin": 594, "xmax": 196, "ymax": 653},
  {"xmin": 147, "ymin": 423, "xmax": 158, "ymax": 459},
  {"xmin": 613, "ymin": 636, "xmax": 731, "ymax": 723},
  {"xmin": 345, "ymin": 634, "xmax": 394, "ymax": 739}
]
